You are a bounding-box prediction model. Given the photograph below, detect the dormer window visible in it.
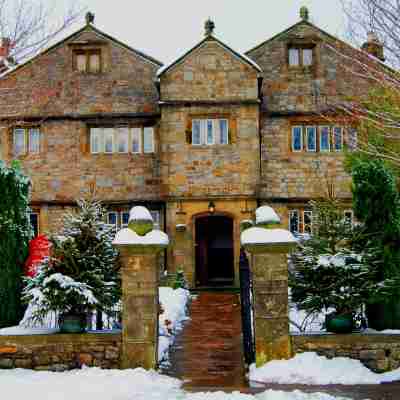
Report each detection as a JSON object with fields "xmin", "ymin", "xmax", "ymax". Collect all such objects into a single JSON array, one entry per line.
[
  {"xmin": 73, "ymin": 49, "xmax": 101, "ymax": 73},
  {"xmin": 288, "ymin": 46, "xmax": 314, "ymax": 67}
]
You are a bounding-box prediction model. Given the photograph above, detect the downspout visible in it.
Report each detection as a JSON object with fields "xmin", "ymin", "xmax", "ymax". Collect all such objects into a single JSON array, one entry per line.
[{"xmin": 257, "ymin": 75, "xmax": 264, "ymax": 209}]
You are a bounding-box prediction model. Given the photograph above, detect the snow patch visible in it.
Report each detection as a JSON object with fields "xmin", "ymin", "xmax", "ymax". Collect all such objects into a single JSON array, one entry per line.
[
  {"xmin": 250, "ymin": 352, "xmax": 400, "ymax": 385},
  {"xmin": 129, "ymin": 206, "xmax": 153, "ymax": 222},
  {"xmin": 241, "ymin": 228, "xmax": 297, "ymax": 246},
  {"xmin": 256, "ymin": 206, "xmax": 281, "ymax": 225}
]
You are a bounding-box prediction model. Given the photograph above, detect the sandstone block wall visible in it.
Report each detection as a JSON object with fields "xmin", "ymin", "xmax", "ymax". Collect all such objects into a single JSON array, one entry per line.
[
  {"xmin": 0, "ymin": 333, "xmax": 121, "ymax": 371},
  {"xmin": 292, "ymin": 334, "xmax": 400, "ymax": 373}
]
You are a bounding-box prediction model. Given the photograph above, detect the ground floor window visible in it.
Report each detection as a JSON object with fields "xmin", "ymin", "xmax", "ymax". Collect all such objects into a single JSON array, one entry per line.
[
  {"xmin": 106, "ymin": 206, "xmax": 161, "ymax": 231},
  {"xmin": 29, "ymin": 212, "xmax": 39, "ymax": 237}
]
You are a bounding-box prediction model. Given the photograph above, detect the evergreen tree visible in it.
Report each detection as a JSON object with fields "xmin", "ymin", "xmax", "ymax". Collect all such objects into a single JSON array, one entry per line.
[
  {"xmin": 0, "ymin": 161, "xmax": 32, "ymax": 328},
  {"xmin": 23, "ymin": 199, "xmax": 121, "ymax": 323},
  {"xmin": 351, "ymin": 158, "xmax": 400, "ymax": 298}
]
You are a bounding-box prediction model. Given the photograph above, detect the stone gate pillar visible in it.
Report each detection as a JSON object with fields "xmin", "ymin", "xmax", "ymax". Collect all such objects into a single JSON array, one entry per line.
[
  {"xmin": 241, "ymin": 206, "xmax": 297, "ymax": 367},
  {"xmin": 113, "ymin": 206, "xmax": 169, "ymax": 369}
]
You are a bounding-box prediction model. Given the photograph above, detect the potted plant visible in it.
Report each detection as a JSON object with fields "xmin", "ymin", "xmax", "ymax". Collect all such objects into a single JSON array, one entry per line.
[{"xmin": 23, "ymin": 199, "xmax": 121, "ymax": 333}]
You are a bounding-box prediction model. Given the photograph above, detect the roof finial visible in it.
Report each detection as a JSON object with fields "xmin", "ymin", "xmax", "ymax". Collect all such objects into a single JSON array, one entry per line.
[
  {"xmin": 204, "ymin": 18, "xmax": 215, "ymax": 36},
  {"xmin": 300, "ymin": 6, "xmax": 309, "ymax": 22},
  {"xmin": 85, "ymin": 11, "xmax": 95, "ymax": 25}
]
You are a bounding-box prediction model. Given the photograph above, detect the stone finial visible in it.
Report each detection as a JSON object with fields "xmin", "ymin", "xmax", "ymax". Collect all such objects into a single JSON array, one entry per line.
[
  {"xmin": 85, "ymin": 11, "xmax": 95, "ymax": 25},
  {"xmin": 204, "ymin": 18, "xmax": 215, "ymax": 36},
  {"xmin": 300, "ymin": 6, "xmax": 309, "ymax": 21}
]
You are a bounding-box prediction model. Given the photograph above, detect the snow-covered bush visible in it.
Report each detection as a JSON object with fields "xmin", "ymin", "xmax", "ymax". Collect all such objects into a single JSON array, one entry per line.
[{"xmin": 23, "ymin": 199, "xmax": 120, "ymax": 324}]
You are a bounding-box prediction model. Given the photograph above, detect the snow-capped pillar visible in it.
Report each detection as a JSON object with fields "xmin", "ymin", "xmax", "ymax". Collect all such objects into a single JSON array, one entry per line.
[
  {"xmin": 241, "ymin": 206, "xmax": 297, "ymax": 367},
  {"xmin": 113, "ymin": 206, "xmax": 169, "ymax": 370}
]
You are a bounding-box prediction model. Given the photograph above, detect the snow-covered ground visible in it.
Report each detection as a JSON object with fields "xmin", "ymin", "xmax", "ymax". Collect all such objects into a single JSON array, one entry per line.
[
  {"xmin": 0, "ymin": 367, "xmax": 353, "ymax": 400},
  {"xmin": 250, "ymin": 352, "xmax": 400, "ymax": 385},
  {"xmin": 158, "ymin": 287, "xmax": 190, "ymax": 362}
]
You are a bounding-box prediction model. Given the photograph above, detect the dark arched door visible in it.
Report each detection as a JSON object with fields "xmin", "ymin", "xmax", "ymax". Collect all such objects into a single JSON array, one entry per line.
[{"xmin": 195, "ymin": 215, "xmax": 234, "ymax": 287}]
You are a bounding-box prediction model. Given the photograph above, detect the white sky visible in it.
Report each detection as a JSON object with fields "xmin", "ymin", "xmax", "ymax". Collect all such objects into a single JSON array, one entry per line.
[{"xmin": 55, "ymin": 0, "xmax": 347, "ymax": 65}]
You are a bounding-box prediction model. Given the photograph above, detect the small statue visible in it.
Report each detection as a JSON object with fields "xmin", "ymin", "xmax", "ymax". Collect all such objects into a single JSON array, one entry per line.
[
  {"xmin": 204, "ymin": 18, "xmax": 215, "ymax": 36},
  {"xmin": 300, "ymin": 6, "xmax": 309, "ymax": 22}
]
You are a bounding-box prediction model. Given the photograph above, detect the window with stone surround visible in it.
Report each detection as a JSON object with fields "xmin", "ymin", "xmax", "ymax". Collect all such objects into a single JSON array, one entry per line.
[
  {"xmin": 288, "ymin": 46, "xmax": 314, "ymax": 67},
  {"xmin": 73, "ymin": 49, "xmax": 102, "ymax": 73},
  {"xmin": 90, "ymin": 127, "xmax": 155, "ymax": 154},
  {"xmin": 13, "ymin": 127, "xmax": 40, "ymax": 156},
  {"xmin": 289, "ymin": 209, "xmax": 313, "ymax": 235},
  {"xmin": 291, "ymin": 125, "xmax": 356, "ymax": 153},
  {"xmin": 107, "ymin": 208, "xmax": 161, "ymax": 231},
  {"xmin": 191, "ymin": 119, "xmax": 229, "ymax": 146},
  {"xmin": 30, "ymin": 211, "xmax": 40, "ymax": 237},
  {"xmin": 290, "ymin": 208, "xmax": 354, "ymax": 235}
]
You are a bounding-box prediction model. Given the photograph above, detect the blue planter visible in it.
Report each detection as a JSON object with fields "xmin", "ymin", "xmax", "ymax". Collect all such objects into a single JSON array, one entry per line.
[
  {"xmin": 59, "ymin": 313, "xmax": 86, "ymax": 334},
  {"xmin": 325, "ymin": 312, "xmax": 354, "ymax": 334}
]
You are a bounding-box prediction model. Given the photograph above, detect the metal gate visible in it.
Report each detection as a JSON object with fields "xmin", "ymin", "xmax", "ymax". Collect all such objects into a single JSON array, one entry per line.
[{"xmin": 239, "ymin": 248, "xmax": 255, "ymax": 365}]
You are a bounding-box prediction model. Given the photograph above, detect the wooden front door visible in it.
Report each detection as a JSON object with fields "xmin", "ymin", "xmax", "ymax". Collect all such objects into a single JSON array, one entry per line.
[{"xmin": 195, "ymin": 215, "xmax": 234, "ymax": 287}]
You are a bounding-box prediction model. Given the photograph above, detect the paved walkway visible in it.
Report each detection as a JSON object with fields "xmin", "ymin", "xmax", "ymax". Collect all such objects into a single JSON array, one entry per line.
[{"xmin": 162, "ymin": 291, "xmax": 246, "ymax": 388}]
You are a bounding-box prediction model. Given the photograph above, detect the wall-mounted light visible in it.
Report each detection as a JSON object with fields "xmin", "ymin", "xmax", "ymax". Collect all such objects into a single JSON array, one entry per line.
[{"xmin": 208, "ymin": 201, "xmax": 215, "ymax": 214}]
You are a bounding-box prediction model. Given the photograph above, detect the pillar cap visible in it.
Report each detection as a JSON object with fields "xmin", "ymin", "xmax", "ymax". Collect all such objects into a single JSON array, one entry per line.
[
  {"xmin": 241, "ymin": 227, "xmax": 297, "ymax": 253},
  {"xmin": 255, "ymin": 206, "xmax": 280, "ymax": 226}
]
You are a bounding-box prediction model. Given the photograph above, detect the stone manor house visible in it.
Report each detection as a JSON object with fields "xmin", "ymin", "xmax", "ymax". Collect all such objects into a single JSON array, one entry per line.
[{"xmin": 0, "ymin": 9, "xmax": 386, "ymax": 288}]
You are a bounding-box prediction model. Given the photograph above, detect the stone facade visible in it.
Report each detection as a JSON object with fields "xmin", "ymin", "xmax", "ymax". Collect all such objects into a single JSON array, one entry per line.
[
  {"xmin": 0, "ymin": 333, "xmax": 121, "ymax": 370},
  {"xmin": 0, "ymin": 15, "xmax": 386, "ymax": 286},
  {"xmin": 292, "ymin": 334, "xmax": 400, "ymax": 373}
]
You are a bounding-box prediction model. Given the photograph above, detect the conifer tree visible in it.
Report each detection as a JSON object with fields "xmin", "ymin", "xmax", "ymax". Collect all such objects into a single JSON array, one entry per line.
[
  {"xmin": 23, "ymin": 199, "xmax": 121, "ymax": 323},
  {"xmin": 0, "ymin": 161, "xmax": 32, "ymax": 328}
]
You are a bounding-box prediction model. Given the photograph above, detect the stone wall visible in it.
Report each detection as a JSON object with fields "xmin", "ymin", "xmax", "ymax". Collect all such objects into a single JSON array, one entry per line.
[
  {"xmin": 0, "ymin": 27, "xmax": 160, "ymax": 117},
  {"xmin": 292, "ymin": 334, "xmax": 400, "ymax": 373},
  {"xmin": 1, "ymin": 119, "xmax": 161, "ymax": 204},
  {"xmin": 0, "ymin": 333, "xmax": 121, "ymax": 371}
]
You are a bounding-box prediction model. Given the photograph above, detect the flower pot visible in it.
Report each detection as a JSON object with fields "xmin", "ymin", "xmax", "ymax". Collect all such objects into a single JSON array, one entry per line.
[
  {"xmin": 325, "ymin": 312, "xmax": 354, "ymax": 334},
  {"xmin": 59, "ymin": 313, "xmax": 86, "ymax": 334}
]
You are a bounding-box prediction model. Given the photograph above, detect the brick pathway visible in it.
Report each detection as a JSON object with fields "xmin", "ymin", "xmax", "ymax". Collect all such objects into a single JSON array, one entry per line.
[{"xmin": 162, "ymin": 291, "xmax": 246, "ymax": 388}]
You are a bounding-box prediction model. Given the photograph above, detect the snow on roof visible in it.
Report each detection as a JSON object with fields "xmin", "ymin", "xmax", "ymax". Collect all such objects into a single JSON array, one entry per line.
[
  {"xmin": 113, "ymin": 228, "xmax": 169, "ymax": 246},
  {"xmin": 241, "ymin": 227, "xmax": 297, "ymax": 246},
  {"xmin": 256, "ymin": 206, "xmax": 281, "ymax": 225},
  {"xmin": 129, "ymin": 206, "xmax": 153, "ymax": 222},
  {"xmin": 157, "ymin": 34, "xmax": 262, "ymax": 77}
]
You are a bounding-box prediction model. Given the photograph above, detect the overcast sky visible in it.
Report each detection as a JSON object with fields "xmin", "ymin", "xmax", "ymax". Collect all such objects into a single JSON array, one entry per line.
[{"xmin": 58, "ymin": 0, "xmax": 347, "ymax": 65}]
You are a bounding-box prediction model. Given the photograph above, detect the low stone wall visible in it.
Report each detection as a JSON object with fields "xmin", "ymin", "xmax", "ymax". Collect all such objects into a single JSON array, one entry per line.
[
  {"xmin": 292, "ymin": 333, "xmax": 400, "ymax": 373},
  {"xmin": 0, "ymin": 333, "xmax": 121, "ymax": 371}
]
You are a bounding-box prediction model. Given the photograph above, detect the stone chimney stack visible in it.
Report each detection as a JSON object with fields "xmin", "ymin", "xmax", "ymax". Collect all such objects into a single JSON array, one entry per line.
[
  {"xmin": 0, "ymin": 38, "xmax": 11, "ymax": 58},
  {"xmin": 0, "ymin": 37, "xmax": 12, "ymax": 73},
  {"xmin": 361, "ymin": 31, "xmax": 385, "ymax": 62}
]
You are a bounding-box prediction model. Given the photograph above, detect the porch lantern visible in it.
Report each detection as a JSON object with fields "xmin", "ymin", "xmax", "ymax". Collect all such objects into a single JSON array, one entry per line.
[{"xmin": 208, "ymin": 201, "xmax": 215, "ymax": 214}]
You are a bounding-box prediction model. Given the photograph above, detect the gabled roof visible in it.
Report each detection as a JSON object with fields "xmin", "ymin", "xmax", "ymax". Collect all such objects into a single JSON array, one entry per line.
[
  {"xmin": 157, "ymin": 34, "xmax": 262, "ymax": 78},
  {"xmin": 0, "ymin": 23, "xmax": 163, "ymax": 79}
]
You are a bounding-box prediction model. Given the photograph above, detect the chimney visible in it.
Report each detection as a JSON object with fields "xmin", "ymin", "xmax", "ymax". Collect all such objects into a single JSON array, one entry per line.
[
  {"xmin": 0, "ymin": 37, "xmax": 11, "ymax": 58},
  {"xmin": 361, "ymin": 31, "xmax": 385, "ymax": 62}
]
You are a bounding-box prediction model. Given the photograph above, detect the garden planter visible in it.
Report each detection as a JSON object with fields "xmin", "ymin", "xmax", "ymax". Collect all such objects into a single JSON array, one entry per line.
[
  {"xmin": 325, "ymin": 312, "xmax": 354, "ymax": 333},
  {"xmin": 59, "ymin": 313, "xmax": 86, "ymax": 333}
]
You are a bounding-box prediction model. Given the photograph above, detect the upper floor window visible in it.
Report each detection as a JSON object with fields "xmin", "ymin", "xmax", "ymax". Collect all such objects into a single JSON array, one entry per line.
[
  {"xmin": 192, "ymin": 119, "xmax": 229, "ymax": 146},
  {"xmin": 289, "ymin": 209, "xmax": 313, "ymax": 235},
  {"xmin": 288, "ymin": 46, "xmax": 314, "ymax": 67},
  {"xmin": 73, "ymin": 49, "xmax": 101, "ymax": 73},
  {"xmin": 90, "ymin": 126, "xmax": 155, "ymax": 154},
  {"xmin": 13, "ymin": 127, "xmax": 40, "ymax": 156},
  {"xmin": 291, "ymin": 125, "xmax": 355, "ymax": 153}
]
